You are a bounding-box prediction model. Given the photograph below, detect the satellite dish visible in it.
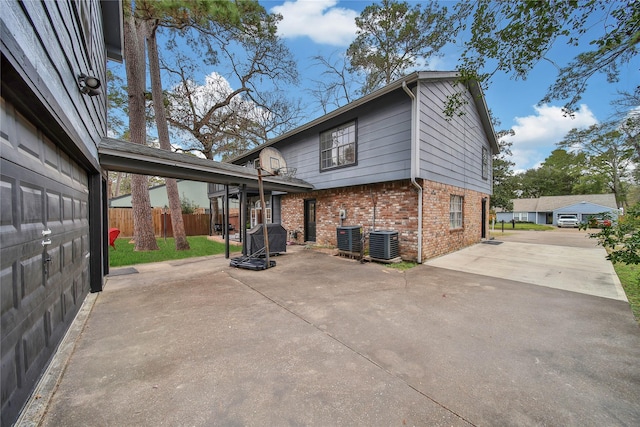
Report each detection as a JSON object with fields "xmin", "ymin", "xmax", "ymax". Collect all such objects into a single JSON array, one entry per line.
[{"xmin": 259, "ymin": 147, "xmax": 287, "ymax": 175}]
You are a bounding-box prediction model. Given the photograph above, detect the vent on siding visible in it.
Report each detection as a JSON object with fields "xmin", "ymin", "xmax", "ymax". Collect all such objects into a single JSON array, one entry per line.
[
  {"xmin": 369, "ymin": 230, "xmax": 399, "ymax": 260},
  {"xmin": 336, "ymin": 226, "xmax": 362, "ymax": 252}
]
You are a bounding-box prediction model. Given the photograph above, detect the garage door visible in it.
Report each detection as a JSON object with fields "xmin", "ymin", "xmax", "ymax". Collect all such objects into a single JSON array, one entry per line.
[{"xmin": 1, "ymin": 99, "xmax": 90, "ymax": 425}]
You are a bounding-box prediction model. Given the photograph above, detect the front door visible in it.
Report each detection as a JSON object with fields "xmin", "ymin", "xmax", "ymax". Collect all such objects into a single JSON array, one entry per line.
[{"xmin": 304, "ymin": 199, "xmax": 316, "ymax": 242}]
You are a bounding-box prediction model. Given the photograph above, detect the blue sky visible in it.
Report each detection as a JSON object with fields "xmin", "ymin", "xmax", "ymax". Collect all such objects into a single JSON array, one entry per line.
[{"xmin": 262, "ymin": 0, "xmax": 639, "ymax": 172}]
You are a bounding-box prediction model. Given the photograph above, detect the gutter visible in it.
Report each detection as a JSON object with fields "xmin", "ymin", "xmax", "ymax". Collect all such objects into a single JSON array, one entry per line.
[{"xmin": 402, "ymin": 81, "xmax": 423, "ymax": 263}]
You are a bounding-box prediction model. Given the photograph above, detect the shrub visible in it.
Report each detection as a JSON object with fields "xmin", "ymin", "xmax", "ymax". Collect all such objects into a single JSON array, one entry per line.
[
  {"xmin": 181, "ymin": 194, "xmax": 199, "ymax": 214},
  {"xmin": 583, "ymin": 203, "xmax": 640, "ymax": 265}
]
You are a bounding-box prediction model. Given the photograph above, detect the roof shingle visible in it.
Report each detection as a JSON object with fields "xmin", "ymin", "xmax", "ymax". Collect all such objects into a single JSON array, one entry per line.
[{"xmin": 510, "ymin": 194, "xmax": 617, "ymax": 212}]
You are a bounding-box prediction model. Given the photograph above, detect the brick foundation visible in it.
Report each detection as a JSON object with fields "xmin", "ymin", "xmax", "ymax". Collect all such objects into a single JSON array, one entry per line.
[{"xmin": 281, "ymin": 179, "xmax": 489, "ymax": 262}]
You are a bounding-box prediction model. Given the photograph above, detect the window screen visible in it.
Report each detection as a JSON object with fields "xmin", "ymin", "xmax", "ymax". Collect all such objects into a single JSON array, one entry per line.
[{"xmin": 320, "ymin": 121, "xmax": 356, "ymax": 170}]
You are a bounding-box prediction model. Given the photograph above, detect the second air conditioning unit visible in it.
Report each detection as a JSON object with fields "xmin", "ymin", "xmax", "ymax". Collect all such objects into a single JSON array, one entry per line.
[
  {"xmin": 369, "ymin": 230, "xmax": 399, "ymax": 260},
  {"xmin": 336, "ymin": 226, "xmax": 362, "ymax": 252}
]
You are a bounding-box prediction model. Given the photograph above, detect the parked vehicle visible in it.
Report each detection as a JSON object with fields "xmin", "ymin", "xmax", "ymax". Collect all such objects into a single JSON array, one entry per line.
[
  {"xmin": 588, "ymin": 217, "xmax": 612, "ymax": 228},
  {"xmin": 557, "ymin": 214, "xmax": 579, "ymax": 228}
]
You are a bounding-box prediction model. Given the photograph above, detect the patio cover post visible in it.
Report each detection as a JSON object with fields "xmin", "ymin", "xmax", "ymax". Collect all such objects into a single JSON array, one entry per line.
[
  {"xmin": 257, "ymin": 168, "xmax": 271, "ymax": 269},
  {"xmin": 225, "ymin": 184, "xmax": 229, "ymax": 259}
]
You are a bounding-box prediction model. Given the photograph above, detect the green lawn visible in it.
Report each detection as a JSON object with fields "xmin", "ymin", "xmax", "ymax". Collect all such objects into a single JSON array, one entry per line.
[
  {"xmin": 491, "ymin": 222, "xmax": 556, "ymax": 232},
  {"xmin": 612, "ymin": 262, "xmax": 640, "ymax": 324},
  {"xmin": 490, "ymin": 223, "xmax": 555, "ymax": 238},
  {"xmin": 109, "ymin": 236, "xmax": 241, "ymax": 267},
  {"xmin": 387, "ymin": 261, "xmax": 418, "ymax": 271}
]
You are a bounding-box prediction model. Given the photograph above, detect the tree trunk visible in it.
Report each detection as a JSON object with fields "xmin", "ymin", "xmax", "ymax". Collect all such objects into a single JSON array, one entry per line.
[
  {"xmin": 206, "ymin": 149, "xmax": 221, "ymax": 235},
  {"xmin": 212, "ymin": 197, "xmax": 220, "ymax": 231},
  {"xmin": 113, "ymin": 172, "xmax": 123, "ymax": 197},
  {"xmin": 146, "ymin": 23, "xmax": 190, "ymax": 250},
  {"xmin": 123, "ymin": 8, "xmax": 158, "ymax": 251}
]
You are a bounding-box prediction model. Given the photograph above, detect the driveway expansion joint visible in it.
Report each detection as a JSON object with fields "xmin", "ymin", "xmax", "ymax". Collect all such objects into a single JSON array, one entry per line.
[{"xmin": 229, "ymin": 271, "xmax": 476, "ymax": 426}]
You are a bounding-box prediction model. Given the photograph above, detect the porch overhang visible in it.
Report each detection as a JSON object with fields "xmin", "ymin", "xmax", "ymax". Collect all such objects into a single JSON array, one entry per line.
[{"xmin": 98, "ymin": 137, "xmax": 314, "ymax": 193}]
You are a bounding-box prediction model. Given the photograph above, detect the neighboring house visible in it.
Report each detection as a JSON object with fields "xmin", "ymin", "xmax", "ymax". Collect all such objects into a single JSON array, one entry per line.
[
  {"xmin": 1, "ymin": 2, "xmax": 307, "ymax": 424},
  {"xmin": 212, "ymin": 71, "xmax": 499, "ymax": 262},
  {"xmin": 110, "ymin": 180, "xmax": 211, "ymax": 211},
  {"xmin": 495, "ymin": 194, "xmax": 619, "ymax": 226}
]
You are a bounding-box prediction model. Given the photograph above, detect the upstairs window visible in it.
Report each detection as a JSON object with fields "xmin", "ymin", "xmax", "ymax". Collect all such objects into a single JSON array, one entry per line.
[
  {"xmin": 450, "ymin": 195, "xmax": 463, "ymax": 229},
  {"xmin": 482, "ymin": 147, "xmax": 489, "ymax": 180},
  {"xmin": 320, "ymin": 121, "xmax": 357, "ymax": 171},
  {"xmin": 73, "ymin": 0, "xmax": 93, "ymax": 58}
]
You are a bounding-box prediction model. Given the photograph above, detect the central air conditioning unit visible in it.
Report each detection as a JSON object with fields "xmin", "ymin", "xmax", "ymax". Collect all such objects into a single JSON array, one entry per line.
[
  {"xmin": 369, "ymin": 230, "xmax": 399, "ymax": 260},
  {"xmin": 336, "ymin": 226, "xmax": 362, "ymax": 252}
]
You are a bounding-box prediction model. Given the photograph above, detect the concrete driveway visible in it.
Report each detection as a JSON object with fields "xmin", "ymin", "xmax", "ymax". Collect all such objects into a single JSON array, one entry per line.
[
  {"xmin": 20, "ymin": 230, "xmax": 640, "ymax": 426},
  {"xmin": 427, "ymin": 228, "xmax": 628, "ymax": 301}
]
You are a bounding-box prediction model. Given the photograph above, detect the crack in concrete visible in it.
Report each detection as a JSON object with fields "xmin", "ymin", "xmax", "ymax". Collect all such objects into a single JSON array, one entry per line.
[{"xmin": 228, "ymin": 271, "xmax": 477, "ymax": 427}]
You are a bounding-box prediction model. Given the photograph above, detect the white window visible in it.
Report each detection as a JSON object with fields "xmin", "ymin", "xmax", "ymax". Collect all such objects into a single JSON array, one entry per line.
[
  {"xmin": 320, "ymin": 121, "xmax": 357, "ymax": 171},
  {"xmin": 514, "ymin": 212, "xmax": 528, "ymax": 221},
  {"xmin": 450, "ymin": 195, "xmax": 463, "ymax": 229},
  {"xmin": 250, "ymin": 200, "xmax": 271, "ymax": 228}
]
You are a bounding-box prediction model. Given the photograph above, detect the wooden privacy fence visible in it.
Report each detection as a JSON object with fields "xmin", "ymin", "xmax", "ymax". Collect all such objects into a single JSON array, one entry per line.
[{"xmin": 109, "ymin": 208, "xmax": 212, "ymax": 237}]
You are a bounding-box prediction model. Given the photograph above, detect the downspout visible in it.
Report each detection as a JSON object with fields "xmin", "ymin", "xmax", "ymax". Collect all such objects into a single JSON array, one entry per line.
[{"xmin": 402, "ymin": 81, "xmax": 423, "ymax": 263}]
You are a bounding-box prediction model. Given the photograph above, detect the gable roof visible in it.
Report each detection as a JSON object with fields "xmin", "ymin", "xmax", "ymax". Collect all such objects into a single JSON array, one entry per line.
[
  {"xmin": 511, "ymin": 194, "xmax": 618, "ymax": 212},
  {"xmin": 232, "ymin": 71, "xmax": 499, "ymax": 163},
  {"xmin": 511, "ymin": 198, "xmax": 540, "ymax": 212}
]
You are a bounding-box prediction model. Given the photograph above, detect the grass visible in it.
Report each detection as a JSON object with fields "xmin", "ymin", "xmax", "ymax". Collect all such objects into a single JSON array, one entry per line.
[
  {"xmin": 109, "ymin": 236, "xmax": 241, "ymax": 267},
  {"xmin": 492, "ymin": 222, "xmax": 556, "ymax": 232},
  {"xmin": 387, "ymin": 261, "xmax": 417, "ymax": 271},
  {"xmin": 490, "ymin": 222, "xmax": 555, "ymax": 239},
  {"xmin": 612, "ymin": 262, "xmax": 640, "ymax": 324}
]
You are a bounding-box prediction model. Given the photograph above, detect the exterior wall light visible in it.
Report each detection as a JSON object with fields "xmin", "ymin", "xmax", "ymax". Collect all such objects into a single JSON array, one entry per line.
[{"xmin": 77, "ymin": 73, "xmax": 102, "ymax": 96}]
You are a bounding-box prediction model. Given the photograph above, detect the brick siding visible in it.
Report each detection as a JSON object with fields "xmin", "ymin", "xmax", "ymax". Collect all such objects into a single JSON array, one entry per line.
[
  {"xmin": 421, "ymin": 181, "xmax": 487, "ymax": 260},
  {"xmin": 281, "ymin": 179, "xmax": 489, "ymax": 262}
]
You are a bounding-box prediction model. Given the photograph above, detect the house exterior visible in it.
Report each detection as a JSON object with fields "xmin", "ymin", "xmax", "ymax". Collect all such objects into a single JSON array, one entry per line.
[
  {"xmin": 495, "ymin": 194, "xmax": 619, "ymax": 226},
  {"xmin": 1, "ymin": 3, "xmax": 310, "ymax": 423},
  {"xmin": 214, "ymin": 71, "xmax": 499, "ymax": 262},
  {"xmin": 0, "ymin": 2, "xmax": 493, "ymax": 421},
  {"xmin": 110, "ymin": 180, "xmax": 211, "ymax": 211}
]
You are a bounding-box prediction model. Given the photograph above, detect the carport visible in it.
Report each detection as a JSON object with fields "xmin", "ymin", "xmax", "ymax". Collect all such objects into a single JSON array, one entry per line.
[{"xmin": 98, "ymin": 138, "xmax": 313, "ymax": 282}]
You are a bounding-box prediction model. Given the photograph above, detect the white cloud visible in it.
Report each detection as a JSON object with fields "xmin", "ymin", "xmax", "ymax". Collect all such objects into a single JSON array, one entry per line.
[
  {"xmin": 410, "ymin": 55, "xmax": 450, "ymax": 72},
  {"xmin": 503, "ymin": 104, "xmax": 598, "ymax": 172},
  {"xmin": 271, "ymin": 0, "xmax": 358, "ymax": 46},
  {"xmin": 166, "ymin": 72, "xmax": 269, "ymax": 153}
]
